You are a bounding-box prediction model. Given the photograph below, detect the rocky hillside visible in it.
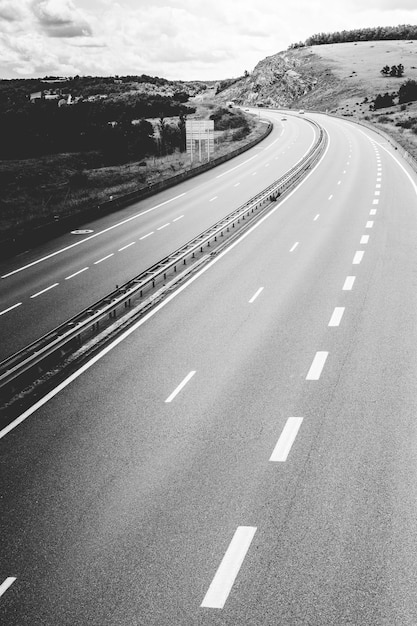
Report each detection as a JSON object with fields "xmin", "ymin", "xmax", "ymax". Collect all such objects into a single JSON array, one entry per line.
[{"xmin": 216, "ymin": 40, "xmax": 417, "ymax": 114}]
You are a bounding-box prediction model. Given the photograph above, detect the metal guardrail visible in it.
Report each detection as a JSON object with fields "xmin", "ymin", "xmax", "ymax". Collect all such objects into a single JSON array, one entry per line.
[{"xmin": 0, "ymin": 117, "xmax": 327, "ymax": 406}]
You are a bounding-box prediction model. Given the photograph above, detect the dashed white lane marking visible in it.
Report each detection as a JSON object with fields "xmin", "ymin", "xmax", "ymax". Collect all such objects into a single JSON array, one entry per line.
[
  {"xmin": 370, "ymin": 209, "xmax": 377, "ymax": 215},
  {"xmin": 30, "ymin": 283, "xmax": 59, "ymax": 298},
  {"xmin": 139, "ymin": 231, "xmax": 154, "ymax": 240},
  {"xmin": 1, "ymin": 193, "xmax": 187, "ymax": 279},
  {"xmin": 65, "ymin": 267, "xmax": 89, "ymax": 280},
  {"xmin": 328, "ymin": 307, "xmax": 345, "ymax": 327},
  {"xmin": 377, "ymin": 177, "xmax": 381, "ymax": 182},
  {"xmin": 374, "ymin": 191, "xmax": 380, "ymax": 196},
  {"xmin": 215, "ymin": 154, "xmax": 258, "ymax": 179},
  {"xmin": 0, "ymin": 577, "xmax": 16, "ymax": 598},
  {"xmin": 269, "ymin": 417, "xmax": 303, "ymax": 462},
  {"xmin": 353, "ymin": 251, "xmax": 364, "ymax": 264},
  {"xmin": 157, "ymin": 223, "xmax": 170, "ymax": 231},
  {"xmin": 265, "ymin": 163, "xmax": 270, "ymax": 167},
  {"xmin": 94, "ymin": 253, "xmax": 114, "ymax": 265},
  {"xmin": 249, "ymin": 287, "xmax": 264, "ymax": 303},
  {"xmin": 234, "ymin": 183, "xmax": 241, "ymax": 187},
  {"xmin": 366, "ymin": 220, "xmax": 374, "ymax": 228},
  {"xmin": 360, "ymin": 235, "xmax": 369, "ymax": 244},
  {"xmin": 0, "ymin": 302, "xmax": 22, "ymax": 316},
  {"xmin": 165, "ymin": 371, "xmax": 196, "ymax": 403},
  {"xmin": 306, "ymin": 351, "xmax": 328, "ymax": 380},
  {"xmin": 376, "ymin": 184, "xmax": 381, "ymax": 188},
  {"xmin": 313, "ymin": 214, "xmax": 320, "ymax": 221},
  {"xmin": 372, "ymin": 199, "xmax": 379, "ymax": 205},
  {"xmin": 201, "ymin": 527, "xmax": 257, "ymax": 609},
  {"xmin": 209, "ymin": 197, "xmax": 218, "ymax": 202},
  {"xmin": 328, "ymin": 194, "xmax": 333, "ymax": 200},
  {"xmin": 173, "ymin": 215, "xmax": 184, "ymax": 221},
  {"xmin": 343, "ymin": 276, "xmax": 356, "ymax": 291},
  {"xmin": 337, "ymin": 181, "xmax": 341, "ymax": 185},
  {"xmin": 252, "ymin": 172, "xmax": 257, "ymax": 176},
  {"xmin": 0, "ymin": 129, "xmax": 332, "ymax": 441},
  {"xmin": 118, "ymin": 242, "xmax": 135, "ymax": 251},
  {"xmin": 290, "ymin": 242, "xmax": 299, "ymax": 252}
]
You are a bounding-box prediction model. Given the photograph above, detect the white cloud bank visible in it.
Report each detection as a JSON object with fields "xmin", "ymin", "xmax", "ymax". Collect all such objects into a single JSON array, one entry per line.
[{"xmin": 0, "ymin": 0, "xmax": 417, "ymax": 80}]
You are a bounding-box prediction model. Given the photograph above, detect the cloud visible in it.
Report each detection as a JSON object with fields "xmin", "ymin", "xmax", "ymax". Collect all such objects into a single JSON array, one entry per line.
[
  {"xmin": 31, "ymin": 0, "xmax": 93, "ymax": 37},
  {"xmin": 0, "ymin": 1, "xmax": 24, "ymax": 21}
]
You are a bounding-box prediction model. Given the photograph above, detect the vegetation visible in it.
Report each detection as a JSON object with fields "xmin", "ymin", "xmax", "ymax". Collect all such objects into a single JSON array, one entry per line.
[
  {"xmin": 380, "ymin": 64, "xmax": 405, "ymax": 77},
  {"xmin": 289, "ymin": 24, "xmax": 417, "ymax": 48},
  {"xmin": 398, "ymin": 79, "xmax": 417, "ymax": 103}
]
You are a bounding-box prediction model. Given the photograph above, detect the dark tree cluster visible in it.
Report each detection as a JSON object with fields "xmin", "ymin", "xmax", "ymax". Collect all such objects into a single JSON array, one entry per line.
[
  {"xmin": 380, "ymin": 64, "xmax": 404, "ymax": 77},
  {"xmin": 0, "ymin": 90, "xmax": 195, "ymax": 162},
  {"xmin": 373, "ymin": 92, "xmax": 396, "ymax": 109},
  {"xmin": 289, "ymin": 24, "xmax": 417, "ymax": 48}
]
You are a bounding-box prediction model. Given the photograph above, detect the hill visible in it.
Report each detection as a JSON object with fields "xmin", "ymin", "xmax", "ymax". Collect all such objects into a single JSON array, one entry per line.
[{"xmin": 216, "ymin": 39, "xmax": 417, "ymax": 114}]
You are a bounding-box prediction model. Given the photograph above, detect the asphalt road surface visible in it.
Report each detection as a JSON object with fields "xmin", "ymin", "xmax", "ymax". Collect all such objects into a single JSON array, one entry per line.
[
  {"xmin": 0, "ymin": 111, "xmax": 317, "ymax": 360},
  {"xmin": 2, "ymin": 111, "xmax": 417, "ymax": 624}
]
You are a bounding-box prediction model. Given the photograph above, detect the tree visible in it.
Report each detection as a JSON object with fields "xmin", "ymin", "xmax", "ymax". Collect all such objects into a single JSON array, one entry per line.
[
  {"xmin": 397, "ymin": 63, "xmax": 405, "ymax": 77},
  {"xmin": 380, "ymin": 65, "xmax": 390, "ymax": 76},
  {"xmin": 398, "ymin": 79, "xmax": 417, "ymax": 104},
  {"xmin": 373, "ymin": 92, "xmax": 395, "ymax": 109}
]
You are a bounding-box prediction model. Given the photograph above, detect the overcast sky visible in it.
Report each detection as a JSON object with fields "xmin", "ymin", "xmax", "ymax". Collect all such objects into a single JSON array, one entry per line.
[{"xmin": 1, "ymin": 0, "xmax": 417, "ymax": 81}]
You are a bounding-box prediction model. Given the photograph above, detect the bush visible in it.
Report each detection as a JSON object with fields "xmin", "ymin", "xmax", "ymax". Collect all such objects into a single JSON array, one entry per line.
[{"xmin": 398, "ymin": 79, "xmax": 417, "ymax": 104}]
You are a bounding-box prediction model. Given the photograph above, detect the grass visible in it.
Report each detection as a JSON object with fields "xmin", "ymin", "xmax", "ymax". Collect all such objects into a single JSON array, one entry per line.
[{"xmin": 0, "ymin": 95, "xmax": 265, "ymax": 239}]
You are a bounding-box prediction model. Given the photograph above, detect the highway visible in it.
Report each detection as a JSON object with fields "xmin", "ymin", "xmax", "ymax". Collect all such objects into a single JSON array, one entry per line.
[
  {"xmin": 2, "ymin": 111, "xmax": 417, "ymax": 624},
  {"xmin": 0, "ymin": 111, "xmax": 317, "ymax": 360}
]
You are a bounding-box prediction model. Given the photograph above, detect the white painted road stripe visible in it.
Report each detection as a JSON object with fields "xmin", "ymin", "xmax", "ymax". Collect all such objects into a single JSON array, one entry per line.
[
  {"xmin": 209, "ymin": 197, "xmax": 218, "ymax": 202},
  {"xmin": 118, "ymin": 242, "xmax": 135, "ymax": 251},
  {"xmin": 313, "ymin": 214, "xmax": 320, "ymax": 221},
  {"xmin": 353, "ymin": 251, "xmax": 364, "ymax": 264},
  {"xmin": 30, "ymin": 283, "xmax": 59, "ymax": 298},
  {"xmin": 343, "ymin": 276, "xmax": 356, "ymax": 291},
  {"xmin": 249, "ymin": 287, "xmax": 264, "ymax": 303},
  {"xmin": 370, "ymin": 209, "xmax": 377, "ymax": 215},
  {"xmin": 216, "ymin": 154, "xmax": 258, "ymax": 178},
  {"xmin": 328, "ymin": 194, "xmax": 333, "ymax": 200},
  {"xmin": 290, "ymin": 242, "xmax": 299, "ymax": 252},
  {"xmin": 201, "ymin": 527, "xmax": 257, "ymax": 609},
  {"xmin": 1, "ymin": 193, "xmax": 186, "ymax": 279},
  {"xmin": 140, "ymin": 231, "xmax": 154, "ymax": 240},
  {"xmin": 157, "ymin": 223, "xmax": 170, "ymax": 230},
  {"xmin": 306, "ymin": 351, "xmax": 328, "ymax": 380},
  {"xmin": 328, "ymin": 307, "xmax": 345, "ymax": 327},
  {"xmin": 0, "ymin": 302, "xmax": 22, "ymax": 316},
  {"xmin": 360, "ymin": 235, "xmax": 369, "ymax": 244},
  {"xmin": 65, "ymin": 267, "xmax": 89, "ymax": 280},
  {"xmin": 165, "ymin": 371, "xmax": 196, "ymax": 403},
  {"xmin": 372, "ymin": 199, "xmax": 379, "ymax": 205},
  {"xmin": 94, "ymin": 253, "xmax": 114, "ymax": 265},
  {"xmin": 173, "ymin": 215, "xmax": 184, "ymax": 221},
  {"xmin": 234, "ymin": 182, "xmax": 241, "ymax": 187},
  {"xmin": 269, "ymin": 417, "xmax": 303, "ymax": 462},
  {"xmin": 0, "ymin": 577, "xmax": 16, "ymax": 598},
  {"xmin": 366, "ymin": 220, "xmax": 374, "ymax": 228},
  {"xmin": 0, "ymin": 129, "xmax": 331, "ymax": 441}
]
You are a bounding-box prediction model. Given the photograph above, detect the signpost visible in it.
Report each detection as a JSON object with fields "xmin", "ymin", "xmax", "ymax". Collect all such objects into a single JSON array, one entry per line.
[{"xmin": 186, "ymin": 120, "xmax": 214, "ymax": 163}]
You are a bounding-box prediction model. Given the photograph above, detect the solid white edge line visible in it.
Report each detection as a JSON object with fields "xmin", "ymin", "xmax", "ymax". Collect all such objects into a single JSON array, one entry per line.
[
  {"xmin": 118, "ymin": 242, "xmax": 135, "ymax": 251},
  {"xmin": 30, "ymin": 283, "xmax": 59, "ymax": 299},
  {"xmin": 65, "ymin": 267, "xmax": 89, "ymax": 280},
  {"xmin": 0, "ymin": 128, "xmax": 331, "ymax": 440},
  {"xmin": 342, "ymin": 276, "xmax": 356, "ymax": 291},
  {"xmin": 1, "ymin": 193, "xmax": 187, "ymax": 279},
  {"xmin": 215, "ymin": 154, "xmax": 259, "ymax": 179},
  {"xmin": 165, "ymin": 371, "xmax": 196, "ymax": 403},
  {"xmin": 201, "ymin": 526, "xmax": 257, "ymax": 609},
  {"xmin": 353, "ymin": 251, "xmax": 364, "ymax": 264},
  {"xmin": 306, "ymin": 351, "xmax": 328, "ymax": 380},
  {"xmin": 328, "ymin": 307, "xmax": 345, "ymax": 327},
  {"xmin": 0, "ymin": 302, "xmax": 22, "ymax": 316},
  {"xmin": 269, "ymin": 417, "xmax": 303, "ymax": 462},
  {"xmin": 248, "ymin": 287, "xmax": 264, "ymax": 303},
  {"xmin": 93, "ymin": 253, "xmax": 114, "ymax": 265},
  {"xmin": 0, "ymin": 577, "xmax": 16, "ymax": 598}
]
